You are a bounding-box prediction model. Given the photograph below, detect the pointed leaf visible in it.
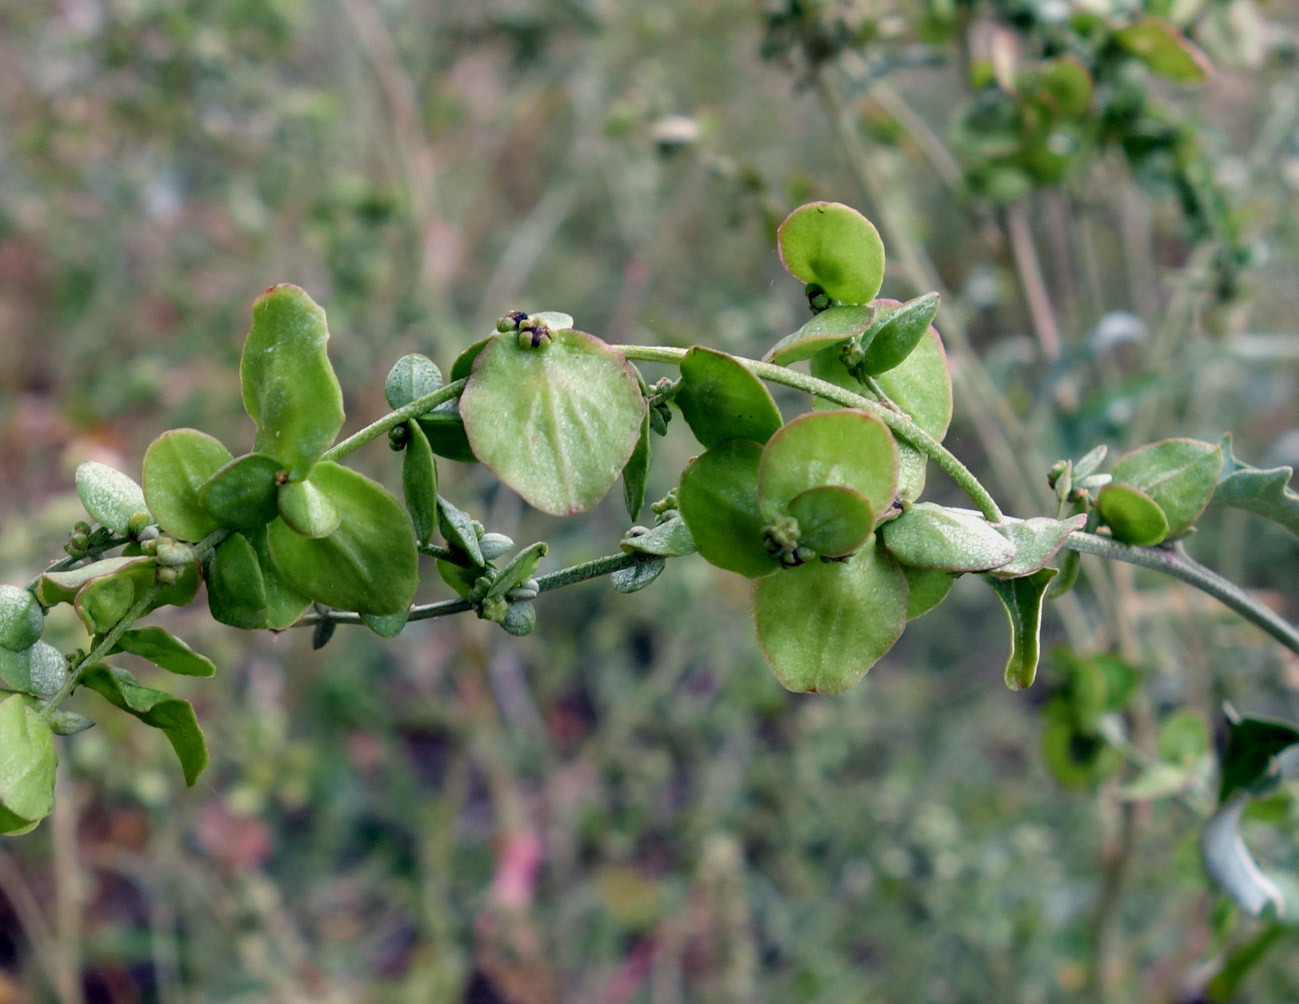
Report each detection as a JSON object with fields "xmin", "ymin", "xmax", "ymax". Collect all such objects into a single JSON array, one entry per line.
[
  {"xmin": 267, "ymin": 462, "xmax": 418, "ymax": 616},
  {"xmin": 460, "ymin": 330, "xmax": 647, "ymax": 515},
  {"xmin": 763, "ymin": 304, "xmax": 875, "ymax": 365},
  {"xmin": 46, "ymin": 711, "xmax": 95, "ymax": 737},
  {"xmin": 786, "ymin": 486, "xmax": 876, "ymax": 558},
  {"xmin": 485, "ymin": 542, "xmax": 548, "ymax": 600},
  {"xmin": 675, "ymin": 347, "xmax": 782, "ymax": 449},
  {"xmin": 75, "ymin": 461, "xmax": 150, "ymax": 533},
  {"xmin": 753, "ymin": 546, "xmax": 908, "ymax": 694},
  {"xmin": 903, "ymin": 566, "xmax": 957, "ymax": 620},
  {"xmin": 777, "ymin": 202, "xmax": 886, "ymax": 305},
  {"xmin": 1212, "ymin": 435, "xmax": 1299, "ymax": 537},
  {"xmin": 856, "ymin": 293, "xmax": 940, "ymax": 376},
  {"xmin": 0, "ymin": 694, "xmax": 56, "ymax": 833},
  {"xmin": 1097, "ymin": 482, "xmax": 1169, "ymax": 546},
  {"xmin": 620, "ymin": 515, "xmax": 697, "ymax": 558},
  {"xmin": 110, "ymin": 627, "xmax": 215, "ymax": 677},
  {"xmin": 758, "ymin": 410, "xmax": 898, "ymax": 522},
  {"xmin": 385, "ymin": 353, "xmax": 443, "ymax": 410},
  {"xmin": 989, "ymin": 514, "xmax": 1087, "ymax": 578},
  {"xmin": 199, "ymin": 453, "xmax": 283, "ymax": 528},
  {"xmin": 240, "ymin": 284, "xmax": 345, "ymax": 479},
  {"xmin": 204, "ymin": 532, "xmax": 269, "ymax": 629},
  {"xmin": 1110, "ymin": 438, "xmax": 1222, "ymax": 537},
  {"xmin": 0, "ymin": 585, "xmax": 43, "ymax": 652},
  {"xmin": 436, "ymin": 495, "xmax": 484, "ymax": 566},
  {"xmin": 402, "ymin": 421, "xmax": 438, "ymax": 547},
  {"xmin": 81, "ymin": 665, "xmax": 207, "ymax": 786},
  {"xmin": 361, "ymin": 610, "xmax": 410, "ymax": 638},
  {"xmin": 612, "ymin": 557, "xmax": 666, "ymax": 593},
  {"xmin": 622, "ymin": 411, "xmax": 651, "ymax": 521},
  {"xmin": 986, "ymin": 567, "xmax": 1058, "ymax": 690},
  {"xmin": 1115, "ymin": 17, "xmax": 1213, "ymax": 83},
  {"xmin": 1219, "ymin": 714, "xmax": 1299, "ymax": 801},
  {"xmin": 880, "ymin": 503, "xmax": 1017, "ymax": 572},
  {"xmin": 277, "ymin": 476, "xmax": 341, "ymax": 538},
  {"xmin": 677, "ymin": 440, "xmax": 780, "ymax": 579},
  {"xmin": 142, "ymin": 429, "xmax": 233, "ymax": 542}
]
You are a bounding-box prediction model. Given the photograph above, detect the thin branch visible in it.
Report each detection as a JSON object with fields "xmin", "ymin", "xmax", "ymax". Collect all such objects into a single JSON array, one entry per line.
[{"xmin": 321, "ymin": 379, "xmax": 467, "ymax": 462}]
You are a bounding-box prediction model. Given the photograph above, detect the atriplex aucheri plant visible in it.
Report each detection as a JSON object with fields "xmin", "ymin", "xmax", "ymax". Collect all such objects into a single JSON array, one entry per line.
[{"xmin": 2, "ymin": 199, "xmax": 1298, "ymax": 925}]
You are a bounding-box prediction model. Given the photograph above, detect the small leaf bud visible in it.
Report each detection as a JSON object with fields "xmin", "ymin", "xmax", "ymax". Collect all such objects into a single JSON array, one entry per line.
[{"xmin": 501, "ymin": 600, "xmax": 536, "ymax": 636}]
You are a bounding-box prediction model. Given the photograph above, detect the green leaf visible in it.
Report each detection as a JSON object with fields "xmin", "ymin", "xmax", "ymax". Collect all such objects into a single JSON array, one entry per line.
[
  {"xmin": 1115, "ymin": 17, "xmax": 1213, "ymax": 83},
  {"xmin": 1040, "ymin": 718, "xmax": 1122, "ymax": 790},
  {"xmin": 0, "ymin": 585, "xmax": 44, "ymax": 652},
  {"xmin": 1158, "ymin": 710, "xmax": 1210, "ymax": 766},
  {"xmin": 276, "ymin": 476, "xmax": 341, "ymax": 539},
  {"xmin": 622, "ymin": 411, "xmax": 651, "ymax": 521},
  {"xmin": 361, "ymin": 610, "xmax": 410, "ymax": 638},
  {"xmin": 73, "ymin": 563, "xmax": 155, "ymax": 635},
  {"xmin": 763, "ymin": 305, "xmax": 875, "ymax": 365},
  {"xmin": 856, "ymin": 293, "xmax": 941, "ymax": 376},
  {"xmin": 0, "ymin": 643, "xmax": 67, "ymax": 697},
  {"xmin": 612, "ymin": 557, "xmax": 666, "ymax": 593},
  {"xmin": 530, "ymin": 311, "xmax": 575, "ymax": 331},
  {"xmin": 989, "ymin": 514, "xmax": 1087, "ymax": 578},
  {"xmin": 81, "ymin": 665, "xmax": 207, "ymax": 786},
  {"xmin": 621, "ymin": 516, "xmax": 696, "ymax": 558},
  {"xmin": 200, "ymin": 453, "xmax": 283, "ymax": 529},
  {"xmin": 986, "ymin": 567, "xmax": 1058, "ymax": 690},
  {"xmin": 240, "ymin": 284, "xmax": 345, "ymax": 479},
  {"xmin": 1037, "ymin": 56, "xmax": 1093, "ymax": 117},
  {"xmin": 758, "ymin": 410, "xmax": 898, "ymax": 522},
  {"xmin": 385, "ymin": 353, "xmax": 443, "ymax": 409},
  {"xmin": 204, "ymin": 532, "xmax": 269, "ymax": 629},
  {"xmin": 753, "ymin": 546, "xmax": 908, "ymax": 694},
  {"xmin": 0, "ymin": 694, "xmax": 56, "ymax": 834},
  {"xmin": 246, "ymin": 526, "xmax": 311, "ymax": 629},
  {"xmin": 786, "ymin": 486, "xmax": 876, "ymax": 558},
  {"xmin": 1110, "ymin": 438, "xmax": 1222, "ymax": 537},
  {"xmin": 36, "ymin": 556, "xmax": 153, "ymax": 608},
  {"xmin": 485, "ymin": 542, "xmax": 548, "ymax": 600},
  {"xmin": 1212, "ymin": 435, "xmax": 1299, "ymax": 537},
  {"xmin": 75, "ymin": 461, "xmax": 150, "ymax": 533},
  {"xmin": 675, "ymin": 346, "xmax": 782, "ymax": 450},
  {"xmin": 1096, "ymin": 482, "xmax": 1170, "ymax": 546},
  {"xmin": 110, "ymin": 627, "xmax": 215, "ymax": 678},
  {"xmin": 677, "ymin": 439, "xmax": 780, "ymax": 579},
  {"xmin": 267, "ymin": 462, "xmax": 418, "ymax": 616},
  {"xmin": 777, "ymin": 202, "xmax": 886, "ymax": 305},
  {"xmin": 417, "ymin": 404, "xmax": 478, "ymax": 463},
  {"xmin": 46, "ymin": 711, "xmax": 95, "ymax": 736},
  {"xmin": 903, "ymin": 566, "xmax": 957, "ymax": 620},
  {"xmin": 1219, "ymin": 713, "xmax": 1299, "ymax": 802},
  {"xmin": 142, "ymin": 429, "xmax": 233, "ymax": 542},
  {"xmin": 436, "ymin": 558, "xmax": 479, "ymax": 598},
  {"xmin": 450, "ymin": 336, "xmax": 492, "ymax": 383},
  {"xmin": 460, "ymin": 329, "xmax": 647, "ymax": 515},
  {"xmin": 880, "ymin": 503, "xmax": 1016, "ymax": 572},
  {"xmin": 436, "ymin": 495, "xmax": 484, "ymax": 566},
  {"xmin": 1201, "ymin": 789, "xmax": 1287, "ymax": 917},
  {"xmin": 402, "ymin": 421, "xmax": 438, "ymax": 547}
]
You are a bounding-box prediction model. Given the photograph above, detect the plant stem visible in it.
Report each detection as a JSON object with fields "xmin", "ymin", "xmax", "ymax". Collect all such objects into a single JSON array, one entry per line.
[
  {"xmin": 295, "ymin": 551, "xmax": 645, "ymax": 628},
  {"xmin": 1063, "ymin": 531, "xmax": 1299, "ymax": 656},
  {"xmin": 622, "ymin": 344, "xmax": 1004, "ymax": 522},
  {"xmin": 321, "ymin": 379, "xmax": 467, "ymax": 463}
]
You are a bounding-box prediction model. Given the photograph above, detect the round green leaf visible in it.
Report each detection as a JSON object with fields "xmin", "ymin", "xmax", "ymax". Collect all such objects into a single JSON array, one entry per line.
[
  {"xmin": 758, "ymin": 410, "xmax": 898, "ymax": 522},
  {"xmin": 460, "ymin": 329, "xmax": 646, "ymax": 515},
  {"xmin": 240, "ymin": 284, "xmax": 345, "ymax": 479},
  {"xmin": 199, "ymin": 453, "xmax": 283, "ymax": 528},
  {"xmin": 777, "ymin": 202, "xmax": 886, "ymax": 305},
  {"xmin": 277, "ymin": 477, "xmax": 341, "ymax": 539},
  {"xmin": 675, "ymin": 346, "xmax": 782, "ymax": 449},
  {"xmin": 1114, "ymin": 17, "xmax": 1212, "ymax": 83},
  {"xmin": 1110, "ymin": 438, "xmax": 1223, "ymax": 537},
  {"xmin": 903, "ymin": 566, "xmax": 957, "ymax": 620},
  {"xmin": 0, "ymin": 694, "xmax": 56, "ymax": 831},
  {"xmin": 205, "ymin": 532, "xmax": 270, "ymax": 629},
  {"xmin": 753, "ymin": 545, "xmax": 908, "ymax": 694},
  {"xmin": 786, "ymin": 486, "xmax": 876, "ymax": 558},
  {"xmin": 267, "ymin": 461, "xmax": 418, "ymax": 616},
  {"xmin": 75, "ymin": 461, "xmax": 150, "ymax": 533},
  {"xmin": 143, "ymin": 429, "xmax": 233, "ymax": 542},
  {"xmin": 1096, "ymin": 482, "xmax": 1170, "ymax": 547},
  {"xmin": 0, "ymin": 643, "xmax": 66, "ymax": 697},
  {"xmin": 677, "ymin": 439, "xmax": 780, "ymax": 579},
  {"xmin": 0, "ymin": 585, "xmax": 43, "ymax": 652},
  {"xmin": 879, "ymin": 502, "xmax": 1017, "ymax": 572},
  {"xmin": 762, "ymin": 304, "xmax": 875, "ymax": 365},
  {"xmin": 385, "ymin": 353, "xmax": 443, "ymax": 410}
]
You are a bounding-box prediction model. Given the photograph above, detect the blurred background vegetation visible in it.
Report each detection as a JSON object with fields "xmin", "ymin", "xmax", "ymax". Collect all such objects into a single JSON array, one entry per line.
[{"xmin": 1, "ymin": 0, "xmax": 1299, "ymax": 1001}]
